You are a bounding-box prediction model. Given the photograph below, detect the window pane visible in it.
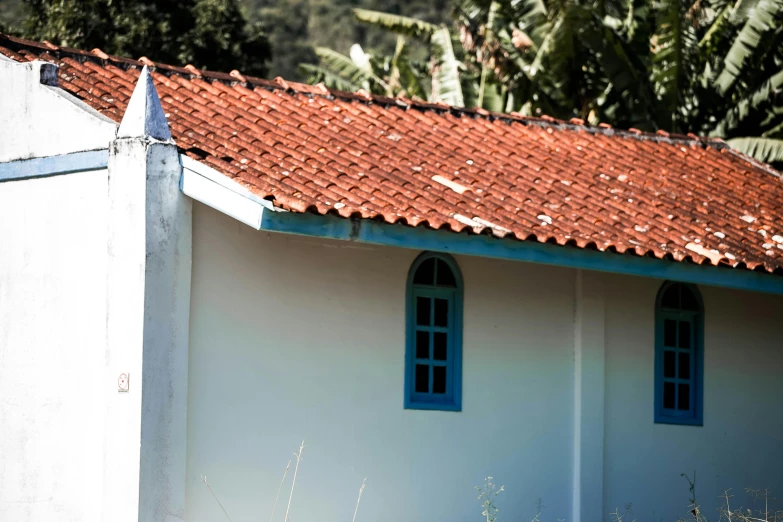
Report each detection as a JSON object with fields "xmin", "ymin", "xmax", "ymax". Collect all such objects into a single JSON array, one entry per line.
[
  {"xmin": 433, "ymin": 332, "xmax": 447, "ymax": 360},
  {"xmin": 413, "ymin": 258, "xmax": 436, "ymax": 285},
  {"xmin": 433, "ymin": 366, "xmax": 447, "ymax": 394},
  {"xmin": 416, "ymin": 330, "xmax": 430, "ymax": 359},
  {"xmin": 664, "ymin": 319, "xmax": 677, "ymax": 347},
  {"xmin": 664, "ymin": 351, "xmax": 676, "ymax": 378},
  {"xmin": 415, "ymin": 364, "xmax": 429, "ymax": 393},
  {"xmin": 661, "ymin": 284, "xmax": 680, "ymax": 309},
  {"xmin": 681, "ymin": 286, "xmax": 699, "ymax": 311},
  {"xmin": 678, "ymin": 383, "xmax": 690, "ymax": 410},
  {"xmin": 679, "ymin": 352, "xmax": 690, "ymax": 379},
  {"xmin": 663, "ymin": 382, "xmax": 675, "ymax": 409},
  {"xmin": 678, "ymin": 321, "xmax": 691, "ymax": 349},
  {"xmin": 434, "ymin": 298, "xmax": 449, "ymax": 327},
  {"xmin": 436, "ymin": 259, "xmax": 456, "ymax": 286},
  {"xmin": 416, "ymin": 297, "xmax": 431, "ymax": 326}
]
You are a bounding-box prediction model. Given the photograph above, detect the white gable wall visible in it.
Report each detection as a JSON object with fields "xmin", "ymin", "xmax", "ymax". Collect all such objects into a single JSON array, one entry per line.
[
  {"xmin": 0, "ymin": 57, "xmax": 119, "ymax": 521},
  {"xmin": 0, "ymin": 169, "xmax": 109, "ymax": 521},
  {"xmin": 0, "ymin": 57, "xmax": 191, "ymax": 522},
  {"xmin": 0, "ymin": 58, "xmax": 116, "ymax": 162},
  {"xmin": 186, "ymin": 202, "xmax": 783, "ymax": 522}
]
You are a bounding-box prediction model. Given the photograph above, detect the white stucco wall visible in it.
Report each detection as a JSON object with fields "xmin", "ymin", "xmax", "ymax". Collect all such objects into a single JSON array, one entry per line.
[
  {"xmin": 104, "ymin": 138, "xmax": 192, "ymax": 522},
  {"xmin": 0, "ymin": 58, "xmax": 116, "ymax": 162},
  {"xmin": 185, "ymin": 203, "xmax": 577, "ymax": 522},
  {"xmin": 0, "ymin": 54, "xmax": 191, "ymax": 522},
  {"xmin": 187, "ymin": 202, "xmax": 783, "ymax": 522},
  {"xmin": 5, "ymin": 176, "xmax": 778, "ymax": 522},
  {"xmin": 0, "ymin": 169, "xmax": 109, "ymax": 521},
  {"xmin": 603, "ymin": 275, "xmax": 783, "ymax": 522}
]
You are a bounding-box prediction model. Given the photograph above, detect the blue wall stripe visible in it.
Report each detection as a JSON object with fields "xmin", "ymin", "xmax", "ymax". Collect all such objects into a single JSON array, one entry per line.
[
  {"xmin": 0, "ymin": 149, "xmax": 108, "ymax": 182},
  {"xmin": 260, "ymin": 210, "xmax": 783, "ymax": 296}
]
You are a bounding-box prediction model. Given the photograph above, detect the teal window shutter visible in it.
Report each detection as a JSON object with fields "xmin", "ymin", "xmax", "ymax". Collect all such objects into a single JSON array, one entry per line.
[
  {"xmin": 654, "ymin": 282, "xmax": 704, "ymax": 425},
  {"xmin": 404, "ymin": 253, "xmax": 463, "ymax": 411}
]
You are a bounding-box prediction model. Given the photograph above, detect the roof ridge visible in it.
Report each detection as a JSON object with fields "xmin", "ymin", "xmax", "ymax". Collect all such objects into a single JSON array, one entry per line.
[{"xmin": 0, "ymin": 32, "xmax": 729, "ymax": 150}]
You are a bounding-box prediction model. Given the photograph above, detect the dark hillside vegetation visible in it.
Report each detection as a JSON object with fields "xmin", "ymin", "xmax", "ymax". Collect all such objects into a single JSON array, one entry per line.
[{"xmin": 0, "ymin": 0, "xmax": 450, "ymax": 79}]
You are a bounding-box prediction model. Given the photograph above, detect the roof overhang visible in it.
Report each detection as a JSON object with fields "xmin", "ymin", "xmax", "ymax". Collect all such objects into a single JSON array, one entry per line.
[
  {"xmin": 180, "ymin": 154, "xmax": 783, "ymax": 296},
  {"xmin": 2, "ymin": 150, "xmax": 780, "ymax": 295}
]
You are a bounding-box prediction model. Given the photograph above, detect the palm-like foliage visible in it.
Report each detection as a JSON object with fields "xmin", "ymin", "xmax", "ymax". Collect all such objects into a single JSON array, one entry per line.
[
  {"xmin": 302, "ymin": 0, "xmax": 783, "ymax": 167},
  {"xmin": 301, "ymin": 10, "xmax": 466, "ymax": 104}
]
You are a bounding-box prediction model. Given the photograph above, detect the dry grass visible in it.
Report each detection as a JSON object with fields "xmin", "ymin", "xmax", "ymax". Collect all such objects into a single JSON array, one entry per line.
[{"xmin": 200, "ymin": 439, "xmax": 369, "ymax": 522}]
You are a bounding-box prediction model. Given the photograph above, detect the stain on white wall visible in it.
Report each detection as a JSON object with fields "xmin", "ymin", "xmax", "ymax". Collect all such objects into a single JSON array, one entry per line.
[
  {"xmin": 0, "ymin": 170, "xmax": 109, "ymax": 522},
  {"xmin": 185, "ymin": 203, "xmax": 577, "ymax": 522}
]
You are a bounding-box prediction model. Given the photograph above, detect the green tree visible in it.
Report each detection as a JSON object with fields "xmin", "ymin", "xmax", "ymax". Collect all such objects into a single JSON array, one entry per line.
[
  {"xmin": 305, "ymin": 0, "xmax": 783, "ymax": 166},
  {"xmin": 1, "ymin": 0, "xmax": 452, "ymax": 82},
  {"xmin": 20, "ymin": 0, "xmax": 271, "ymax": 75},
  {"xmin": 0, "ymin": 0, "xmax": 25, "ymax": 34},
  {"xmin": 301, "ymin": 10, "xmax": 467, "ymax": 105},
  {"xmin": 254, "ymin": 0, "xmax": 317, "ymax": 79},
  {"xmin": 240, "ymin": 0, "xmax": 450, "ymax": 79}
]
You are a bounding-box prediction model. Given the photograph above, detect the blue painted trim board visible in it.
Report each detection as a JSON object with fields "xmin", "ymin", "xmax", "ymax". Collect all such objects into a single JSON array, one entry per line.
[
  {"xmin": 260, "ymin": 210, "xmax": 783, "ymax": 296},
  {"xmin": 0, "ymin": 149, "xmax": 108, "ymax": 182}
]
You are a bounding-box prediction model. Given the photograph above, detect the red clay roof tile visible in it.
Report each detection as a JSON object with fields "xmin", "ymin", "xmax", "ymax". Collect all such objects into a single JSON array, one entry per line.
[{"xmin": 3, "ymin": 34, "xmax": 783, "ymax": 274}]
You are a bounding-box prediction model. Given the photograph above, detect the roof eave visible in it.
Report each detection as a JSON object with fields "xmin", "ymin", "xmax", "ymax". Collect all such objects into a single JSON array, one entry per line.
[{"xmin": 180, "ymin": 154, "xmax": 783, "ymax": 296}]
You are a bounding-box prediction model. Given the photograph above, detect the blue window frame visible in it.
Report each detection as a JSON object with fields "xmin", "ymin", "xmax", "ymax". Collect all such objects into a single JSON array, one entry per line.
[
  {"xmin": 654, "ymin": 281, "xmax": 704, "ymax": 425},
  {"xmin": 405, "ymin": 252, "xmax": 463, "ymax": 411}
]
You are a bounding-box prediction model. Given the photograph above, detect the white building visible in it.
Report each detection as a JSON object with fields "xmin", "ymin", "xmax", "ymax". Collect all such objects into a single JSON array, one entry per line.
[{"xmin": 1, "ymin": 35, "xmax": 783, "ymax": 522}]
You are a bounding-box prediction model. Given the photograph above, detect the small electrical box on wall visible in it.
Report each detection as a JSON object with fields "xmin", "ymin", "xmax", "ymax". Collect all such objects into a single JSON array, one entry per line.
[{"xmin": 118, "ymin": 373, "xmax": 130, "ymax": 393}]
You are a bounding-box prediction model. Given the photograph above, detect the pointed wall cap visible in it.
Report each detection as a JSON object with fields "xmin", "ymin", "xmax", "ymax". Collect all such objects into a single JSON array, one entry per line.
[{"xmin": 117, "ymin": 66, "xmax": 172, "ymax": 141}]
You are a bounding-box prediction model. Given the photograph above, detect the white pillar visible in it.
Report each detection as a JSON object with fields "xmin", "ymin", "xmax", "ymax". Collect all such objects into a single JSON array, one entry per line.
[
  {"xmin": 103, "ymin": 66, "xmax": 192, "ymax": 522},
  {"xmin": 572, "ymin": 269, "xmax": 606, "ymax": 522}
]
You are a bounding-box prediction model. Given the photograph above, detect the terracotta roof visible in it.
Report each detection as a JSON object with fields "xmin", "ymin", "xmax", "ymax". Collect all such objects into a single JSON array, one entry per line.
[{"xmin": 3, "ymin": 34, "xmax": 783, "ymax": 275}]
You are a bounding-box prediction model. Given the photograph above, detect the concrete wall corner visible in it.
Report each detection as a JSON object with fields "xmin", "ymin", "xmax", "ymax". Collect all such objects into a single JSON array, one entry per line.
[{"xmin": 104, "ymin": 136, "xmax": 192, "ymax": 522}]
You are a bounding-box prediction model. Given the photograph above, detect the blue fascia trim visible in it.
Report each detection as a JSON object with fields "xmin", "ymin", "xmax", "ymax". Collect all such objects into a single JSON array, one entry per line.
[
  {"xmin": 260, "ymin": 210, "xmax": 783, "ymax": 296},
  {"xmin": 0, "ymin": 149, "xmax": 108, "ymax": 183}
]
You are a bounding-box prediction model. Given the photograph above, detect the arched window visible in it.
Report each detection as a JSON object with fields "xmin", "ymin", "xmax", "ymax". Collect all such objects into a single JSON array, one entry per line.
[
  {"xmin": 655, "ymin": 281, "xmax": 704, "ymax": 425},
  {"xmin": 405, "ymin": 252, "xmax": 463, "ymax": 411}
]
